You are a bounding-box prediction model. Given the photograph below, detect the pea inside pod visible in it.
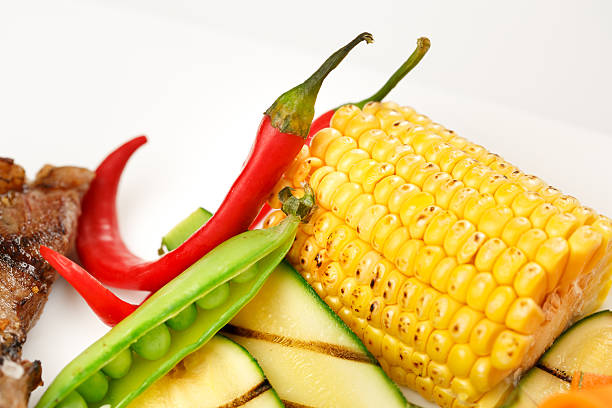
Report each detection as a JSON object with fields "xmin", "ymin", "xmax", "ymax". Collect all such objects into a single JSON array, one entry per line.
[{"xmin": 37, "ymin": 187, "xmax": 314, "ymax": 408}]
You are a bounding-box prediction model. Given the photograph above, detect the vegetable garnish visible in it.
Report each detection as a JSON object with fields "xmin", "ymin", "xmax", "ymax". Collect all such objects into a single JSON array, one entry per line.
[
  {"xmin": 41, "ymin": 186, "xmax": 315, "ymax": 327},
  {"xmin": 37, "ymin": 187, "xmax": 314, "ymax": 408},
  {"xmin": 76, "ymin": 33, "xmax": 373, "ymax": 292}
]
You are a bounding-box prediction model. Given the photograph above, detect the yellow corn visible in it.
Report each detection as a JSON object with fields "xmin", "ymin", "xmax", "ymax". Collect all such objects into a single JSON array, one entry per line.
[{"xmin": 267, "ymin": 102, "xmax": 612, "ymax": 407}]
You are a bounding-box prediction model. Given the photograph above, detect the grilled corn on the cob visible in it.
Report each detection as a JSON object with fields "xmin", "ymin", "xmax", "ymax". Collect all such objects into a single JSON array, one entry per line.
[{"xmin": 264, "ymin": 101, "xmax": 612, "ymax": 407}]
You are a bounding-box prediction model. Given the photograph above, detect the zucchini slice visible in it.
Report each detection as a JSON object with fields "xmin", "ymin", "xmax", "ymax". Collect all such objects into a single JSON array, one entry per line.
[
  {"xmin": 129, "ymin": 334, "xmax": 282, "ymax": 407},
  {"xmin": 502, "ymin": 310, "xmax": 612, "ymax": 407},
  {"xmin": 223, "ymin": 262, "xmax": 408, "ymax": 408}
]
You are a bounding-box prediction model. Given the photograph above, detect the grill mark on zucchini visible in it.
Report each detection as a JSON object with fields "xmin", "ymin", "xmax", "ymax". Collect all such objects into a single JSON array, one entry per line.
[
  {"xmin": 217, "ymin": 379, "xmax": 272, "ymax": 408},
  {"xmin": 535, "ymin": 363, "xmax": 572, "ymax": 383},
  {"xmin": 223, "ymin": 324, "xmax": 373, "ymax": 363},
  {"xmin": 282, "ymin": 401, "xmax": 316, "ymax": 408}
]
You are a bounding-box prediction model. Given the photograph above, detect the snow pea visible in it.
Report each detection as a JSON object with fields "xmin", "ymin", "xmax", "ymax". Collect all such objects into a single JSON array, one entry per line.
[{"xmin": 37, "ymin": 201, "xmax": 304, "ymax": 408}]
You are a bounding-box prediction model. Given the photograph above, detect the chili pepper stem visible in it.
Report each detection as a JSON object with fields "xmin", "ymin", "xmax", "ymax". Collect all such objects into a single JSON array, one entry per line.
[
  {"xmin": 265, "ymin": 32, "xmax": 373, "ymax": 138},
  {"xmin": 351, "ymin": 37, "xmax": 430, "ymax": 109}
]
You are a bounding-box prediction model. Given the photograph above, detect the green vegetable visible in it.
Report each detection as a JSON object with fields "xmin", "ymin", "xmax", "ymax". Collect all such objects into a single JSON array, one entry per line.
[
  {"xmin": 158, "ymin": 207, "xmax": 212, "ymax": 254},
  {"xmin": 37, "ymin": 203, "xmax": 306, "ymax": 408},
  {"xmin": 165, "ymin": 303, "xmax": 197, "ymax": 331},
  {"xmin": 196, "ymin": 282, "xmax": 230, "ymax": 310},
  {"xmin": 75, "ymin": 372, "xmax": 108, "ymax": 403},
  {"xmin": 224, "ymin": 261, "xmax": 410, "ymax": 408},
  {"xmin": 130, "ymin": 335, "xmax": 283, "ymax": 407},
  {"xmin": 102, "ymin": 349, "xmax": 132, "ymax": 379},
  {"xmin": 131, "ymin": 324, "xmax": 172, "ymax": 360},
  {"xmin": 502, "ymin": 310, "xmax": 612, "ymax": 407},
  {"xmin": 56, "ymin": 392, "xmax": 87, "ymax": 408}
]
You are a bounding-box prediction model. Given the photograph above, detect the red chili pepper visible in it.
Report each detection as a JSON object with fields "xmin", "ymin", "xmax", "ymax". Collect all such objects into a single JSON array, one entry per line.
[
  {"xmin": 40, "ymin": 246, "xmax": 138, "ymax": 326},
  {"xmin": 306, "ymin": 37, "xmax": 430, "ymax": 142},
  {"xmin": 77, "ymin": 33, "xmax": 373, "ymax": 292},
  {"xmin": 252, "ymin": 37, "xmax": 430, "ymax": 224}
]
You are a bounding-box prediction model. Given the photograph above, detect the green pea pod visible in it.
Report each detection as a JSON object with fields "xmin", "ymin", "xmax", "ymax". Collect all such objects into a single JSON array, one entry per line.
[{"xmin": 37, "ymin": 214, "xmax": 299, "ymax": 408}]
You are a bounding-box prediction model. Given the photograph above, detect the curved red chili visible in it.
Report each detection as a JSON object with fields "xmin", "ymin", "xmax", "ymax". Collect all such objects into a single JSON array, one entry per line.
[
  {"xmin": 40, "ymin": 246, "xmax": 138, "ymax": 326},
  {"xmin": 77, "ymin": 33, "xmax": 373, "ymax": 292}
]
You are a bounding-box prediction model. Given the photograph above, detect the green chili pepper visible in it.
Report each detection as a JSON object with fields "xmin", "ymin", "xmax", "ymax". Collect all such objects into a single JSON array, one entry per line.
[{"xmin": 37, "ymin": 187, "xmax": 313, "ymax": 408}]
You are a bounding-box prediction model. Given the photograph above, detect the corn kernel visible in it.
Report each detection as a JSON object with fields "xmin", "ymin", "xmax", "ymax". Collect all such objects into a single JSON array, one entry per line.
[
  {"xmin": 561, "ymin": 225, "xmax": 603, "ymax": 290},
  {"xmin": 469, "ymin": 319, "xmax": 505, "ymax": 356},
  {"xmin": 491, "ymin": 330, "xmax": 530, "ymax": 370},
  {"xmin": 449, "ymin": 306, "xmax": 484, "ymax": 344},
  {"xmin": 451, "ymin": 158, "xmax": 479, "ymax": 180},
  {"xmin": 463, "ymin": 165, "xmax": 492, "ymax": 190},
  {"xmin": 354, "ymin": 250, "xmax": 382, "ymax": 285},
  {"xmin": 344, "ymin": 194, "xmax": 375, "ymax": 229},
  {"xmin": 480, "ymin": 174, "xmax": 507, "ymax": 196},
  {"xmin": 517, "ymin": 228, "xmax": 548, "ymax": 260},
  {"xmin": 447, "ymin": 264, "xmax": 477, "ymax": 303},
  {"xmin": 448, "ymin": 188, "xmax": 480, "ymax": 219},
  {"xmin": 433, "ymin": 386, "xmax": 455, "ymax": 408},
  {"xmin": 535, "ymin": 237, "xmax": 569, "ymax": 291},
  {"xmin": 424, "ymin": 210, "xmax": 459, "ymax": 246},
  {"xmin": 320, "ymin": 261, "xmax": 345, "ymax": 293},
  {"xmin": 324, "ymin": 137, "xmax": 358, "ymax": 167},
  {"xmin": 371, "ymin": 214, "xmax": 402, "ymax": 252},
  {"xmin": 414, "ymin": 320, "xmax": 435, "ymax": 352},
  {"xmin": 410, "ymin": 206, "xmax": 443, "ymax": 239},
  {"xmin": 398, "ymin": 343, "xmax": 414, "ymax": 372},
  {"xmin": 356, "ymin": 204, "xmax": 388, "ymax": 243},
  {"xmin": 394, "ymin": 239, "xmax": 424, "ymax": 274},
  {"xmin": 344, "ymin": 111, "xmax": 380, "ymax": 140},
  {"xmin": 416, "ymin": 288, "xmax": 441, "ymax": 320},
  {"xmin": 475, "ymin": 238, "xmax": 507, "ymax": 272},
  {"xmin": 571, "ymin": 206, "xmax": 598, "ymax": 225},
  {"xmin": 430, "ymin": 257, "xmax": 458, "ymax": 293},
  {"xmin": 363, "ymin": 325, "xmax": 384, "ymax": 357},
  {"xmin": 362, "ymin": 162, "xmax": 395, "ymax": 193},
  {"xmin": 517, "ymin": 174, "xmax": 545, "ymax": 192},
  {"xmin": 380, "ymin": 305, "xmax": 400, "ymax": 336},
  {"xmin": 398, "ymin": 278, "xmax": 425, "ymax": 311},
  {"xmin": 451, "ymin": 377, "xmax": 483, "ymax": 404},
  {"xmin": 324, "ymin": 295, "xmax": 342, "ymax": 312},
  {"xmin": 400, "ymin": 192, "xmax": 436, "ymax": 227},
  {"xmin": 387, "ymin": 183, "xmax": 420, "ymax": 214},
  {"xmin": 378, "ymin": 269, "xmax": 406, "ymax": 303},
  {"xmin": 553, "ymin": 195, "xmax": 579, "ymax": 213},
  {"xmin": 356, "ymin": 128, "xmax": 386, "ymax": 153},
  {"xmin": 448, "ymin": 344, "xmax": 478, "ymax": 377},
  {"xmin": 388, "ymin": 365, "xmax": 407, "ymax": 386},
  {"xmin": 545, "ymin": 213, "xmax": 580, "ymax": 239},
  {"xmin": 470, "ymin": 357, "xmax": 509, "ymax": 393},
  {"xmin": 457, "ymin": 232, "xmax": 487, "ymax": 264},
  {"xmin": 415, "ymin": 245, "xmax": 446, "ymax": 283},
  {"xmin": 438, "ymin": 148, "xmax": 468, "ymax": 173},
  {"xmin": 492, "ymin": 247, "xmax": 527, "ymax": 285},
  {"xmin": 299, "ymin": 237, "xmax": 321, "ymax": 271},
  {"xmin": 373, "ymin": 175, "xmax": 405, "ymax": 205},
  {"xmin": 501, "ymin": 217, "xmax": 532, "ymax": 247},
  {"xmin": 396, "ymin": 154, "xmax": 426, "ymax": 181},
  {"xmin": 375, "ymin": 109, "xmax": 402, "ymax": 133},
  {"xmin": 431, "ymin": 295, "xmax": 462, "ymax": 329},
  {"xmin": 514, "ymin": 262, "xmax": 547, "ymax": 304},
  {"xmin": 336, "ymin": 148, "xmax": 370, "ymax": 173},
  {"xmin": 485, "ymin": 286, "xmax": 516, "ymax": 323},
  {"xmin": 313, "ymin": 211, "xmax": 343, "ymax": 247},
  {"xmin": 310, "ymin": 128, "xmax": 343, "ymax": 159},
  {"xmin": 397, "ymin": 312, "xmax": 418, "ymax": 346},
  {"xmin": 479, "ymin": 206, "xmax": 514, "ymax": 238},
  {"xmin": 338, "ymin": 277, "xmax": 357, "ymax": 306},
  {"xmin": 505, "ymin": 297, "xmax": 545, "ymax": 334},
  {"xmin": 529, "ymin": 203, "xmax": 560, "ymax": 230},
  {"xmin": 444, "ymin": 220, "xmax": 477, "ymax": 257},
  {"xmin": 381, "ymin": 334, "xmax": 400, "ymax": 364},
  {"xmin": 494, "ymin": 182, "xmax": 523, "ymax": 207},
  {"xmin": 411, "ymin": 162, "xmax": 442, "ymax": 188},
  {"xmin": 382, "ymin": 226, "xmax": 410, "ymax": 261},
  {"xmin": 329, "ymin": 105, "xmax": 360, "ymax": 134},
  {"xmin": 338, "ymin": 239, "xmax": 370, "ymax": 272},
  {"xmin": 436, "ymin": 179, "xmax": 465, "ymax": 209},
  {"xmin": 348, "ymin": 159, "xmax": 378, "ymax": 186},
  {"xmin": 429, "ymin": 361, "xmax": 453, "ymax": 388},
  {"xmin": 464, "ymin": 194, "xmax": 496, "ymax": 225},
  {"xmin": 349, "ymin": 284, "xmax": 373, "ymax": 318},
  {"xmin": 466, "ymin": 273, "xmax": 497, "ymax": 311},
  {"xmin": 409, "ymin": 351, "xmax": 430, "ymax": 376},
  {"xmin": 423, "ymin": 172, "xmax": 453, "ymax": 195},
  {"xmin": 330, "ymin": 182, "xmax": 363, "ymax": 219},
  {"xmin": 426, "ymin": 330, "xmax": 454, "ymax": 363},
  {"xmin": 512, "ymin": 191, "xmax": 545, "ymax": 218},
  {"xmin": 415, "ymin": 375, "xmax": 435, "ymax": 400},
  {"xmin": 365, "ymin": 296, "xmax": 385, "ymax": 328}
]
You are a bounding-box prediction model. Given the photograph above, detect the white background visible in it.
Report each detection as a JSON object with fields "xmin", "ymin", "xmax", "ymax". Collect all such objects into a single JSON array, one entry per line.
[{"xmin": 1, "ymin": 1, "xmax": 611, "ymax": 406}]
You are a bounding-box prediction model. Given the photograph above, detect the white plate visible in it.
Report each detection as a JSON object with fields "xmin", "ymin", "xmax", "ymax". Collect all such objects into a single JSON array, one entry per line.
[{"xmin": 1, "ymin": 3, "xmax": 611, "ymax": 408}]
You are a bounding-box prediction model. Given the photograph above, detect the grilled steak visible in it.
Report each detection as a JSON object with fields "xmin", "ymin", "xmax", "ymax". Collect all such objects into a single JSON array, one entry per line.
[{"xmin": 0, "ymin": 158, "xmax": 94, "ymax": 407}]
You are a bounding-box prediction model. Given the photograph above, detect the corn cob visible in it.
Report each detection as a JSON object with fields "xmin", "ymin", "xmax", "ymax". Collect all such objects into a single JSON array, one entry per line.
[{"xmin": 264, "ymin": 102, "xmax": 612, "ymax": 407}]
